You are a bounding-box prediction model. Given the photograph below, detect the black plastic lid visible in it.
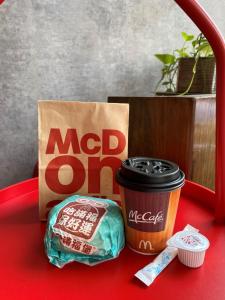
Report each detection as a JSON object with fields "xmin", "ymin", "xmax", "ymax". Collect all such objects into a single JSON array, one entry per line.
[{"xmin": 116, "ymin": 157, "xmax": 185, "ymax": 192}]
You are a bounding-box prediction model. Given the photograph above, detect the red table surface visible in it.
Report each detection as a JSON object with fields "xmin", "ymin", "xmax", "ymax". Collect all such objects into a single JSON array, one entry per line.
[{"xmin": 0, "ymin": 178, "xmax": 225, "ymax": 300}]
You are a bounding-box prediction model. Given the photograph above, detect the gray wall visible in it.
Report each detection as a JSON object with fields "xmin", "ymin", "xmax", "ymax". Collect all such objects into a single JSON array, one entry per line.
[{"xmin": 1, "ymin": 0, "xmax": 225, "ymax": 188}]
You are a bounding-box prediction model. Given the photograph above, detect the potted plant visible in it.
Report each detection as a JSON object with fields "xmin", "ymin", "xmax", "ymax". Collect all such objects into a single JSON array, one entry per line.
[{"xmin": 155, "ymin": 32, "xmax": 216, "ymax": 95}]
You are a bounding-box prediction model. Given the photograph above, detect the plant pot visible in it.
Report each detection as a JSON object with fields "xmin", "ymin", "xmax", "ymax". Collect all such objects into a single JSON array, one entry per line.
[{"xmin": 176, "ymin": 57, "xmax": 216, "ymax": 94}]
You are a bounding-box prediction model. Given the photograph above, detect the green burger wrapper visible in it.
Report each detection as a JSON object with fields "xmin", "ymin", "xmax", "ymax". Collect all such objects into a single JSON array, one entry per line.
[{"xmin": 45, "ymin": 195, "xmax": 125, "ymax": 268}]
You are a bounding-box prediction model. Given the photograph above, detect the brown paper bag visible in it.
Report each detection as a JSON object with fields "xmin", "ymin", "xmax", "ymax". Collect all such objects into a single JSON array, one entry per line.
[{"xmin": 38, "ymin": 101, "xmax": 129, "ymax": 220}]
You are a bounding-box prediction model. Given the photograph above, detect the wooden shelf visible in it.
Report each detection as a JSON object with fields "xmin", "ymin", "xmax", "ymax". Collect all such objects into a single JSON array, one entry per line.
[{"xmin": 108, "ymin": 95, "xmax": 215, "ymax": 189}]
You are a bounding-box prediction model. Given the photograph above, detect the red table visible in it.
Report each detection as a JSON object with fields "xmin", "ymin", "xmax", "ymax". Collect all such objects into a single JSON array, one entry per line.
[{"xmin": 1, "ymin": 178, "xmax": 225, "ymax": 300}]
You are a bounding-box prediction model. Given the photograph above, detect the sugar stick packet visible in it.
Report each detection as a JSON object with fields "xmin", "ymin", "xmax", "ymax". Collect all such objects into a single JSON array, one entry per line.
[{"xmin": 135, "ymin": 224, "xmax": 199, "ymax": 286}]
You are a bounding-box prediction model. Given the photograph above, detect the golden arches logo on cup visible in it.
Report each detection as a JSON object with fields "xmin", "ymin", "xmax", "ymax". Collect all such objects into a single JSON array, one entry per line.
[
  {"xmin": 139, "ymin": 240, "xmax": 154, "ymax": 251},
  {"xmin": 116, "ymin": 157, "xmax": 185, "ymax": 255}
]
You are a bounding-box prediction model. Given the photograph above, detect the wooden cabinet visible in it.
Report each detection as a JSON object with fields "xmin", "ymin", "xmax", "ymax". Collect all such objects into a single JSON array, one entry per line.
[{"xmin": 108, "ymin": 95, "xmax": 215, "ymax": 189}]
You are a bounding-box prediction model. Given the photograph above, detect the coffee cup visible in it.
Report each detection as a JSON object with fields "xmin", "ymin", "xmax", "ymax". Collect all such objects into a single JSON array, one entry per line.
[{"xmin": 116, "ymin": 157, "xmax": 185, "ymax": 255}]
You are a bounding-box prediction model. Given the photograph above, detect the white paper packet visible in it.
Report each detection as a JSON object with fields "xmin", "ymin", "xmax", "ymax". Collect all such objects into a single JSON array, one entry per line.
[{"xmin": 135, "ymin": 224, "xmax": 199, "ymax": 286}]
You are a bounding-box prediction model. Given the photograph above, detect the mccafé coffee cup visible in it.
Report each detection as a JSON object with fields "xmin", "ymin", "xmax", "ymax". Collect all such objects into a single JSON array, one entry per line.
[{"xmin": 116, "ymin": 157, "xmax": 185, "ymax": 255}]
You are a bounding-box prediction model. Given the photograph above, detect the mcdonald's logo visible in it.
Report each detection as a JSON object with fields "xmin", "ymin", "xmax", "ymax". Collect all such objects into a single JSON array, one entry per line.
[{"xmin": 139, "ymin": 240, "xmax": 154, "ymax": 251}]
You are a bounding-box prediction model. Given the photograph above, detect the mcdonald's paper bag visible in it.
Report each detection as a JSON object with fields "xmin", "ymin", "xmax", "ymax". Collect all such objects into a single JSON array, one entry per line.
[{"xmin": 38, "ymin": 101, "xmax": 129, "ymax": 220}]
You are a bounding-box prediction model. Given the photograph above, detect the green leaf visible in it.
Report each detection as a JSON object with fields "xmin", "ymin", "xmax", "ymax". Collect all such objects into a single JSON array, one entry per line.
[
  {"xmin": 182, "ymin": 32, "xmax": 194, "ymax": 42},
  {"xmin": 155, "ymin": 54, "xmax": 176, "ymax": 65},
  {"xmin": 192, "ymin": 40, "xmax": 198, "ymax": 47},
  {"xmin": 175, "ymin": 49, "xmax": 189, "ymax": 57},
  {"xmin": 196, "ymin": 43, "xmax": 213, "ymax": 57}
]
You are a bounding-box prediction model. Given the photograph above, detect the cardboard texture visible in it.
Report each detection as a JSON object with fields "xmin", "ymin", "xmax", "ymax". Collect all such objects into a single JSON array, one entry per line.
[{"xmin": 38, "ymin": 101, "xmax": 129, "ymax": 220}]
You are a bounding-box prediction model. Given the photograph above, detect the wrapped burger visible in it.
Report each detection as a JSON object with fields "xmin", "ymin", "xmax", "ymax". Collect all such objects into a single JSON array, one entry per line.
[{"xmin": 45, "ymin": 195, "xmax": 125, "ymax": 267}]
